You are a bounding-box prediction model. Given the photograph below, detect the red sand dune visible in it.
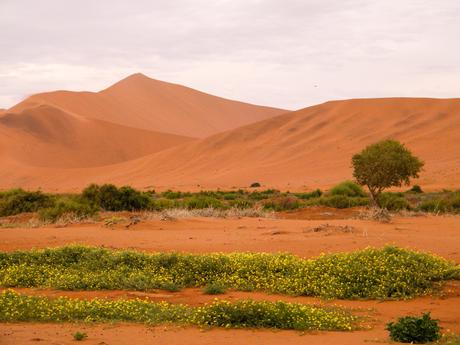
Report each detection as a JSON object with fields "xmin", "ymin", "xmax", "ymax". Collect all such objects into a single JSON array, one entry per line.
[
  {"xmin": 0, "ymin": 104, "xmax": 192, "ymax": 168},
  {"xmin": 10, "ymin": 73, "xmax": 286, "ymax": 138},
  {"xmin": 1, "ymin": 97, "xmax": 459, "ymax": 191}
]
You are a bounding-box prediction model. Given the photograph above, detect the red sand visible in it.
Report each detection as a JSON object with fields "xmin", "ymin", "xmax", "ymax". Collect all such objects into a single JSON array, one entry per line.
[
  {"xmin": 1, "ymin": 94, "xmax": 459, "ymax": 191},
  {"xmin": 1, "ymin": 213, "xmax": 460, "ymax": 344}
]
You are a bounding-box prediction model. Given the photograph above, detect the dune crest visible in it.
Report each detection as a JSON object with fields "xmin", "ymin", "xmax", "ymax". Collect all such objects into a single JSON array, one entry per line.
[{"xmin": 9, "ymin": 73, "xmax": 286, "ymax": 138}]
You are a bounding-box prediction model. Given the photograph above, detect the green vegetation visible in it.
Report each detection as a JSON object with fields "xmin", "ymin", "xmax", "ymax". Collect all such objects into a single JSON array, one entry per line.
[
  {"xmin": 352, "ymin": 140, "xmax": 424, "ymax": 207},
  {"xmin": 0, "ymin": 290, "xmax": 356, "ymax": 331},
  {"xmin": 0, "ymin": 189, "xmax": 53, "ymax": 217},
  {"xmin": 0, "ymin": 246, "xmax": 458, "ymax": 299},
  {"xmin": 203, "ymin": 282, "xmax": 227, "ymax": 295},
  {"xmin": 1, "ymin": 182, "xmax": 459, "ymax": 223},
  {"xmin": 250, "ymin": 182, "xmax": 261, "ymax": 188},
  {"xmin": 386, "ymin": 313, "xmax": 441, "ymax": 343},
  {"xmin": 330, "ymin": 181, "xmax": 366, "ymax": 197},
  {"xmin": 73, "ymin": 331, "xmax": 88, "ymax": 341}
]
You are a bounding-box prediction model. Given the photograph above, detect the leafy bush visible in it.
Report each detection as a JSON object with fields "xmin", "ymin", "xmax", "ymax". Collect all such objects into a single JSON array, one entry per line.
[
  {"xmin": 39, "ymin": 198, "xmax": 98, "ymax": 222},
  {"xmin": 203, "ymin": 282, "xmax": 227, "ymax": 295},
  {"xmin": 250, "ymin": 182, "xmax": 261, "ymax": 188},
  {"xmin": 0, "ymin": 290, "xmax": 356, "ymax": 331},
  {"xmin": 73, "ymin": 331, "xmax": 87, "ymax": 341},
  {"xmin": 184, "ymin": 196, "xmax": 225, "ymax": 210},
  {"xmin": 1, "ymin": 246, "xmax": 457, "ymax": 299},
  {"xmin": 82, "ymin": 184, "xmax": 152, "ymax": 211},
  {"xmin": 0, "ymin": 189, "xmax": 53, "ymax": 217},
  {"xmin": 263, "ymin": 196, "xmax": 301, "ymax": 211},
  {"xmin": 320, "ymin": 195, "xmax": 369, "ymax": 209},
  {"xmin": 418, "ymin": 192, "xmax": 460, "ymax": 214},
  {"xmin": 330, "ymin": 181, "xmax": 366, "ymax": 197},
  {"xmin": 408, "ymin": 185, "xmax": 424, "ymax": 193},
  {"xmin": 294, "ymin": 189, "xmax": 322, "ymax": 199},
  {"xmin": 386, "ymin": 313, "xmax": 441, "ymax": 343},
  {"xmin": 378, "ymin": 192, "xmax": 410, "ymax": 211}
]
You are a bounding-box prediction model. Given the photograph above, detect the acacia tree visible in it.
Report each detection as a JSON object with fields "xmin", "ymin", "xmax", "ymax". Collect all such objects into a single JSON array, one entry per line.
[{"xmin": 352, "ymin": 140, "xmax": 424, "ymax": 207}]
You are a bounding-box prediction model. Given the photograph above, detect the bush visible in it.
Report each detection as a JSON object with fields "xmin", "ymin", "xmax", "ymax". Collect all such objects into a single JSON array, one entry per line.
[
  {"xmin": 320, "ymin": 195, "xmax": 369, "ymax": 209},
  {"xmin": 81, "ymin": 184, "xmax": 152, "ymax": 211},
  {"xmin": 0, "ymin": 290, "xmax": 355, "ymax": 331},
  {"xmin": 250, "ymin": 182, "xmax": 261, "ymax": 188},
  {"xmin": 203, "ymin": 282, "xmax": 227, "ymax": 295},
  {"xmin": 263, "ymin": 196, "xmax": 301, "ymax": 211},
  {"xmin": 418, "ymin": 192, "xmax": 460, "ymax": 214},
  {"xmin": 1, "ymin": 246, "xmax": 457, "ymax": 299},
  {"xmin": 330, "ymin": 181, "xmax": 366, "ymax": 197},
  {"xmin": 378, "ymin": 192, "xmax": 410, "ymax": 211},
  {"xmin": 0, "ymin": 189, "xmax": 53, "ymax": 217},
  {"xmin": 294, "ymin": 189, "xmax": 322, "ymax": 199},
  {"xmin": 408, "ymin": 185, "xmax": 424, "ymax": 193},
  {"xmin": 184, "ymin": 196, "xmax": 225, "ymax": 210},
  {"xmin": 39, "ymin": 198, "xmax": 98, "ymax": 222},
  {"xmin": 386, "ymin": 313, "xmax": 441, "ymax": 343},
  {"xmin": 73, "ymin": 331, "xmax": 87, "ymax": 341}
]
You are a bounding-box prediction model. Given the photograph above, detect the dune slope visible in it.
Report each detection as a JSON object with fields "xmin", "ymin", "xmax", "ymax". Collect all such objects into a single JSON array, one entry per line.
[
  {"xmin": 9, "ymin": 74, "xmax": 286, "ymax": 138},
  {"xmin": 1, "ymin": 97, "xmax": 459, "ymax": 191},
  {"xmin": 0, "ymin": 104, "xmax": 192, "ymax": 168}
]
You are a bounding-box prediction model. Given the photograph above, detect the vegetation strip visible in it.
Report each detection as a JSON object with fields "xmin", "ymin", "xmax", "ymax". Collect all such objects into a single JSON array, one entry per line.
[
  {"xmin": 0, "ymin": 290, "xmax": 355, "ymax": 331},
  {"xmin": 1, "ymin": 181, "xmax": 459, "ymax": 224},
  {"xmin": 1, "ymin": 246, "xmax": 458, "ymax": 299}
]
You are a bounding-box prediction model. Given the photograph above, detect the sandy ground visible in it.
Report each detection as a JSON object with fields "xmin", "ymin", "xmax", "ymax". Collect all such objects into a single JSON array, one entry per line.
[
  {"xmin": 1, "ymin": 213, "xmax": 459, "ymax": 261},
  {"xmin": 1, "ymin": 212, "xmax": 459, "ymax": 344}
]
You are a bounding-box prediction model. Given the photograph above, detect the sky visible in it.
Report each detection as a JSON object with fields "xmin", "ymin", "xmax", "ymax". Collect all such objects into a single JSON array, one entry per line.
[{"xmin": 0, "ymin": 0, "xmax": 459, "ymax": 110}]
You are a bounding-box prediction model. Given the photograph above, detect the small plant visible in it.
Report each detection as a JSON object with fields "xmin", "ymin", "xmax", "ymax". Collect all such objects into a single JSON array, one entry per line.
[
  {"xmin": 250, "ymin": 182, "xmax": 261, "ymax": 188},
  {"xmin": 330, "ymin": 181, "xmax": 366, "ymax": 197},
  {"xmin": 203, "ymin": 282, "xmax": 227, "ymax": 295},
  {"xmin": 408, "ymin": 185, "xmax": 424, "ymax": 193},
  {"xmin": 386, "ymin": 312, "xmax": 441, "ymax": 343},
  {"xmin": 73, "ymin": 331, "xmax": 87, "ymax": 341}
]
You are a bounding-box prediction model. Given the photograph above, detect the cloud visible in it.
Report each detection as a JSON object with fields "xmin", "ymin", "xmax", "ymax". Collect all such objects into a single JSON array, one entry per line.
[{"xmin": 0, "ymin": 0, "xmax": 459, "ymax": 109}]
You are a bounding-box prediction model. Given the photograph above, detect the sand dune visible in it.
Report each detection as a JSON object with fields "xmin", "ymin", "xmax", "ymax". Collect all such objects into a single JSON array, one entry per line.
[
  {"xmin": 10, "ymin": 73, "xmax": 286, "ymax": 138},
  {"xmin": 1, "ymin": 97, "xmax": 459, "ymax": 191},
  {"xmin": 0, "ymin": 104, "xmax": 192, "ymax": 168}
]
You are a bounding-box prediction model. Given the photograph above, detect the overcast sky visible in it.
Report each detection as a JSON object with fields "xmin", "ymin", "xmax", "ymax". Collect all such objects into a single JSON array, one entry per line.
[{"xmin": 0, "ymin": 0, "xmax": 459, "ymax": 110}]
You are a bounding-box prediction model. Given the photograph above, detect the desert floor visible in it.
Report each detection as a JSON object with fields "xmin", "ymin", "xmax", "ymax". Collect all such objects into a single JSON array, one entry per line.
[{"xmin": 1, "ymin": 208, "xmax": 459, "ymax": 344}]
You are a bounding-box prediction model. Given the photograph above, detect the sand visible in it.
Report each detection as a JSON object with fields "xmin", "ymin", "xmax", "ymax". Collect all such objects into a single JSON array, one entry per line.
[
  {"xmin": 1, "ymin": 95, "xmax": 459, "ymax": 191},
  {"xmin": 1, "ymin": 212, "xmax": 459, "ymax": 344},
  {"xmin": 9, "ymin": 73, "xmax": 286, "ymax": 138}
]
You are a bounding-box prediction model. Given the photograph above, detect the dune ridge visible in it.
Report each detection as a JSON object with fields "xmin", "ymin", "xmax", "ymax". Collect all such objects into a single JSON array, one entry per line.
[{"xmin": 9, "ymin": 73, "xmax": 287, "ymax": 138}]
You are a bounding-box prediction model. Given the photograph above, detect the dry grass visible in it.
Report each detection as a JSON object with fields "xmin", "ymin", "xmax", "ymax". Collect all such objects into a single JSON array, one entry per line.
[{"xmin": 142, "ymin": 207, "xmax": 276, "ymax": 221}]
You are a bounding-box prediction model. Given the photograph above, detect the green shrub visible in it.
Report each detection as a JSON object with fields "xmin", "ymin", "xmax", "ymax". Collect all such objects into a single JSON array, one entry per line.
[
  {"xmin": 320, "ymin": 195, "xmax": 369, "ymax": 209},
  {"xmin": 263, "ymin": 196, "xmax": 301, "ymax": 211},
  {"xmin": 386, "ymin": 313, "xmax": 441, "ymax": 343},
  {"xmin": 39, "ymin": 198, "xmax": 98, "ymax": 222},
  {"xmin": 161, "ymin": 190, "xmax": 191, "ymax": 199},
  {"xmin": 184, "ymin": 196, "xmax": 225, "ymax": 210},
  {"xmin": 418, "ymin": 192, "xmax": 460, "ymax": 214},
  {"xmin": 294, "ymin": 189, "xmax": 322, "ymax": 199},
  {"xmin": 73, "ymin": 331, "xmax": 87, "ymax": 341},
  {"xmin": 378, "ymin": 192, "xmax": 410, "ymax": 211},
  {"xmin": 0, "ymin": 189, "xmax": 53, "ymax": 217},
  {"xmin": 0, "ymin": 290, "xmax": 355, "ymax": 331},
  {"xmin": 408, "ymin": 185, "xmax": 424, "ymax": 193},
  {"xmin": 250, "ymin": 182, "xmax": 261, "ymax": 188},
  {"xmin": 81, "ymin": 184, "xmax": 152, "ymax": 211},
  {"xmin": 330, "ymin": 181, "xmax": 366, "ymax": 197},
  {"xmin": 203, "ymin": 282, "xmax": 227, "ymax": 295},
  {"xmin": 1, "ymin": 246, "xmax": 457, "ymax": 299}
]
